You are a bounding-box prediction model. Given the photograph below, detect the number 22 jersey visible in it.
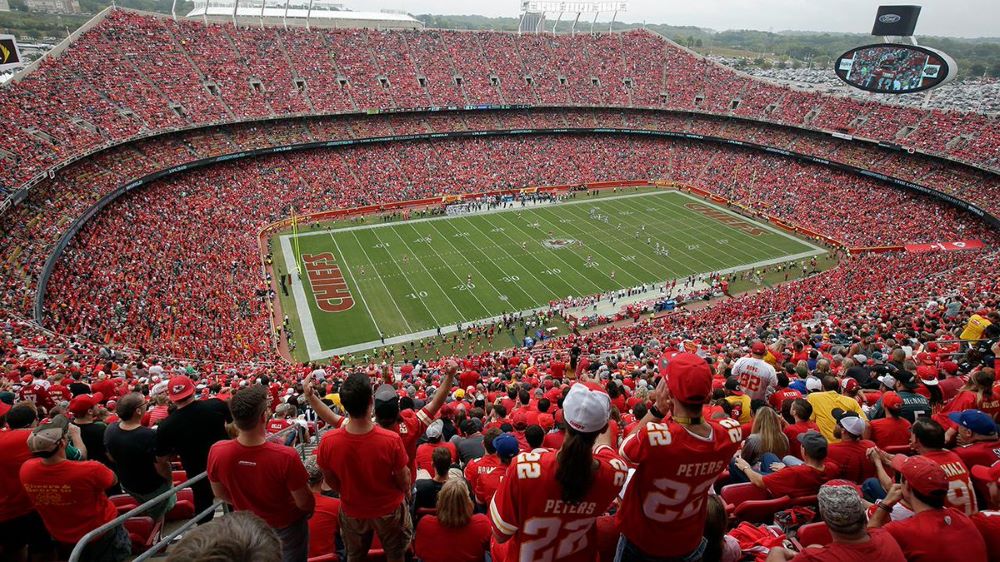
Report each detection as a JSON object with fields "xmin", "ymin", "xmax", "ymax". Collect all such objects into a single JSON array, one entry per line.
[
  {"xmin": 617, "ymin": 418, "xmax": 742, "ymax": 558},
  {"xmin": 489, "ymin": 445, "xmax": 627, "ymax": 562}
]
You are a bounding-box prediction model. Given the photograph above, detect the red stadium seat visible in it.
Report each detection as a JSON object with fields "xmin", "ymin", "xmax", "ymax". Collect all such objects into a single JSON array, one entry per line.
[
  {"xmin": 110, "ymin": 494, "xmax": 138, "ymax": 516},
  {"xmin": 720, "ymin": 483, "xmax": 770, "ymax": 509},
  {"xmin": 795, "ymin": 522, "xmax": 832, "ymax": 548},
  {"xmin": 124, "ymin": 516, "xmax": 162, "ymax": 554},
  {"xmin": 166, "ymin": 488, "xmax": 196, "ymax": 522},
  {"xmin": 882, "ymin": 445, "xmax": 912, "ymax": 455},
  {"xmin": 733, "ymin": 496, "xmax": 793, "ymax": 524},
  {"xmin": 172, "ymin": 470, "xmax": 188, "ymax": 485},
  {"xmin": 307, "ymin": 555, "xmax": 338, "ymax": 562},
  {"xmin": 791, "ymin": 495, "xmax": 818, "ymax": 508}
]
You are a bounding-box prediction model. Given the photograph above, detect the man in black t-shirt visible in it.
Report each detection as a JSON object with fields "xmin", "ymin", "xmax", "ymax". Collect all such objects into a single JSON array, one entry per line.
[
  {"xmin": 68, "ymin": 372, "xmax": 91, "ymax": 397},
  {"xmin": 155, "ymin": 376, "xmax": 231, "ymax": 524},
  {"xmin": 105, "ymin": 393, "xmax": 175, "ymax": 519}
]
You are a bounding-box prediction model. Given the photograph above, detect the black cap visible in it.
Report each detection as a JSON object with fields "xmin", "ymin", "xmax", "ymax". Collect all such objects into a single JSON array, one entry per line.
[{"xmin": 797, "ymin": 431, "xmax": 828, "ymax": 458}]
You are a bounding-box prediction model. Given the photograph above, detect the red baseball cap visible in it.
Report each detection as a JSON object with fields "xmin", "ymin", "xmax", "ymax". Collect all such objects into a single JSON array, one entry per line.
[
  {"xmin": 751, "ymin": 342, "xmax": 767, "ymax": 355},
  {"xmin": 665, "ymin": 353, "xmax": 713, "ymax": 406},
  {"xmin": 68, "ymin": 393, "xmax": 104, "ymax": 416},
  {"xmin": 168, "ymin": 376, "xmax": 196, "ymax": 402},
  {"xmin": 881, "ymin": 391, "xmax": 903, "ymax": 412},
  {"xmin": 0, "ymin": 401, "xmax": 10, "ymax": 418},
  {"xmin": 916, "ymin": 366, "xmax": 939, "ymax": 386},
  {"xmin": 892, "ymin": 455, "xmax": 947, "ymax": 496},
  {"xmin": 538, "ymin": 413, "xmax": 555, "ymax": 431},
  {"xmin": 840, "ymin": 378, "xmax": 859, "ymax": 393},
  {"xmin": 512, "ymin": 411, "xmax": 528, "ymax": 429},
  {"xmin": 971, "ymin": 462, "xmax": 1000, "ymax": 485},
  {"xmin": 940, "ymin": 361, "xmax": 959, "ymax": 375}
]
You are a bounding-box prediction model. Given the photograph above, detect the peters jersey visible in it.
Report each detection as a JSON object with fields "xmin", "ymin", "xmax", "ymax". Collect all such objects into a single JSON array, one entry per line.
[
  {"xmin": 617, "ymin": 419, "xmax": 743, "ymax": 558},
  {"xmin": 489, "ymin": 446, "xmax": 627, "ymax": 562},
  {"xmin": 731, "ymin": 357, "xmax": 778, "ymax": 401}
]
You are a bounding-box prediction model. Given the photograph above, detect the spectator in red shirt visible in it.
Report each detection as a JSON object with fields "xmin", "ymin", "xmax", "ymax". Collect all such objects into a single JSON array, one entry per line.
[
  {"xmin": 766, "ymin": 483, "xmax": 905, "ymax": 561},
  {"xmin": 464, "ymin": 427, "xmax": 503, "ymax": 506},
  {"xmin": 0, "ymin": 403, "xmax": 54, "ymax": 560},
  {"xmin": 869, "ymin": 455, "xmax": 987, "ymax": 562},
  {"xmin": 415, "ymin": 419, "xmax": 458, "ymax": 477},
  {"xmin": 19, "ymin": 415, "xmax": 131, "ymax": 561},
  {"xmin": 827, "ymin": 409, "xmax": 877, "ymax": 483},
  {"xmin": 949, "ymin": 409, "xmax": 1000, "ymax": 470},
  {"xmin": 207, "ymin": 385, "xmax": 314, "ymax": 562},
  {"xmin": 303, "ymin": 457, "xmax": 341, "ymax": 560},
  {"xmin": 783, "ymin": 399, "xmax": 819, "ymax": 458},
  {"xmin": 737, "ymin": 432, "xmax": 838, "ymax": 498},
  {"xmin": 316, "ymin": 373, "xmax": 412, "ymax": 562},
  {"xmin": 414, "ymin": 478, "xmax": 490, "ymax": 562},
  {"xmin": 865, "ymin": 391, "xmax": 911, "ymax": 449}
]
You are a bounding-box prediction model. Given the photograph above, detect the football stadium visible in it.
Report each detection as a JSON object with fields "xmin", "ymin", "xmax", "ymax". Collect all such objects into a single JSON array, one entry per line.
[{"xmin": 0, "ymin": 0, "xmax": 998, "ymax": 560}]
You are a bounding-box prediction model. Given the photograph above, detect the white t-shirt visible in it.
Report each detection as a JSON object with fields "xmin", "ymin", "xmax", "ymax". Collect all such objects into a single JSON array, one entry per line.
[{"xmin": 731, "ymin": 356, "xmax": 777, "ymax": 401}]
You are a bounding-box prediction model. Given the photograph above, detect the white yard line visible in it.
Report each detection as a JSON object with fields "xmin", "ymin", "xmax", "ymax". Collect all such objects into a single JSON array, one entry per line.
[
  {"xmin": 280, "ymin": 236, "xmax": 323, "ymax": 359},
  {"xmin": 349, "ymin": 230, "xmax": 415, "ymax": 333},
  {"xmin": 329, "ymin": 233, "xmax": 379, "ymax": 334},
  {"xmin": 459, "ymin": 216, "xmax": 563, "ymax": 301},
  {"xmin": 368, "ymin": 227, "xmax": 443, "ymax": 328},
  {"xmin": 385, "ymin": 225, "xmax": 465, "ymax": 318}
]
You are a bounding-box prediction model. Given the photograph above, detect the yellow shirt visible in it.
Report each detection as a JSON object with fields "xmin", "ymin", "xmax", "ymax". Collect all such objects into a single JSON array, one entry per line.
[
  {"xmin": 960, "ymin": 314, "xmax": 991, "ymax": 341},
  {"xmin": 807, "ymin": 391, "xmax": 867, "ymax": 443},
  {"xmin": 724, "ymin": 394, "xmax": 752, "ymax": 424}
]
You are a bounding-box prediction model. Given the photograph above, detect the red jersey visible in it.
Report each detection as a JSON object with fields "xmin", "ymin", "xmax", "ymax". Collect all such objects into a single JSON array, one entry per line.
[
  {"xmin": 883, "ymin": 508, "xmax": 987, "ymax": 562},
  {"xmin": 307, "ymin": 493, "xmax": 341, "ymax": 559},
  {"xmin": 549, "ymin": 361, "xmax": 566, "ymax": 380},
  {"xmin": 792, "ymin": 528, "xmax": 905, "ymax": 562},
  {"xmin": 266, "ymin": 418, "xmax": 290, "ymax": 435},
  {"xmin": 762, "ymin": 462, "xmax": 839, "ymax": 498},
  {"xmin": 415, "ymin": 441, "xmax": 458, "ymax": 474},
  {"xmin": 868, "ymin": 417, "xmax": 911, "ymax": 449},
  {"xmin": 0, "ymin": 430, "xmax": 35, "ymax": 522},
  {"xmin": 391, "ymin": 407, "xmax": 434, "ymax": 479},
  {"xmin": 459, "ymin": 370, "xmax": 480, "ymax": 391},
  {"xmin": 490, "ymin": 446, "xmax": 627, "ymax": 562},
  {"xmin": 783, "ymin": 420, "xmax": 819, "ymax": 459},
  {"xmin": 954, "ymin": 440, "xmax": 1000, "ymax": 471},
  {"xmin": 769, "ymin": 388, "xmax": 802, "ymax": 411},
  {"xmin": 617, "ymin": 419, "xmax": 742, "ymax": 558},
  {"xmin": 48, "ymin": 384, "xmax": 71, "ymax": 403},
  {"xmin": 18, "ymin": 385, "xmax": 53, "ymax": 410},
  {"xmin": 542, "ymin": 430, "xmax": 565, "ymax": 450},
  {"xmin": 827, "ymin": 439, "xmax": 877, "ymax": 483},
  {"xmin": 464, "ymin": 453, "xmax": 504, "ymax": 505},
  {"xmin": 922, "ymin": 449, "xmax": 978, "ymax": 515},
  {"xmin": 19, "ymin": 459, "xmax": 118, "ymax": 543},
  {"xmin": 415, "ymin": 513, "xmax": 491, "ymax": 562},
  {"xmin": 206, "ymin": 440, "xmax": 310, "ymax": 529},
  {"xmin": 316, "ymin": 425, "xmax": 407, "ymax": 518},
  {"xmin": 970, "ymin": 511, "xmax": 1000, "ymax": 562}
]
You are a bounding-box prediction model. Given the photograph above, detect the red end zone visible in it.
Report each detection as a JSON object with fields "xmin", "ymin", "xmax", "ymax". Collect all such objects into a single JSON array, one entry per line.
[
  {"xmin": 301, "ymin": 253, "xmax": 354, "ymax": 313},
  {"xmin": 684, "ymin": 202, "xmax": 765, "ymax": 236}
]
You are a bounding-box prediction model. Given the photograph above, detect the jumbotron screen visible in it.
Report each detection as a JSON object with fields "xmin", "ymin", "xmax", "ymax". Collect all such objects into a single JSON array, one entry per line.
[{"xmin": 835, "ymin": 43, "xmax": 955, "ymax": 94}]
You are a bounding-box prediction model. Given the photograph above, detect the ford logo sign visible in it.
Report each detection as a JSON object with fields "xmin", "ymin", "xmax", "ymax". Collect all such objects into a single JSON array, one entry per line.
[{"xmin": 878, "ymin": 13, "xmax": 901, "ymax": 23}]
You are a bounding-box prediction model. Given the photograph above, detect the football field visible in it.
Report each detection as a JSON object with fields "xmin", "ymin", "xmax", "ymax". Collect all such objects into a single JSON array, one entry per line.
[{"xmin": 273, "ymin": 189, "xmax": 825, "ymax": 361}]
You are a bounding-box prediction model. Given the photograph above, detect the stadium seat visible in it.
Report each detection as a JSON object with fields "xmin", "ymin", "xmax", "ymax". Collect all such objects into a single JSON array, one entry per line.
[
  {"xmin": 733, "ymin": 496, "xmax": 793, "ymax": 524},
  {"xmin": 110, "ymin": 494, "xmax": 138, "ymax": 516},
  {"xmin": 124, "ymin": 516, "xmax": 161, "ymax": 554},
  {"xmin": 172, "ymin": 470, "xmax": 188, "ymax": 485},
  {"xmin": 166, "ymin": 488, "xmax": 196, "ymax": 522},
  {"xmin": 720, "ymin": 482, "xmax": 770, "ymax": 509},
  {"xmin": 795, "ymin": 522, "xmax": 833, "ymax": 548},
  {"xmin": 791, "ymin": 495, "xmax": 818, "ymax": 508},
  {"xmin": 307, "ymin": 555, "xmax": 338, "ymax": 562}
]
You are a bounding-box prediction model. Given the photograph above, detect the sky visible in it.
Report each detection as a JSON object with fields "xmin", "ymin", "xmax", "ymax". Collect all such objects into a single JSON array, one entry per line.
[{"xmin": 349, "ymin": 0, "xmax": 999, "ymax": 38}]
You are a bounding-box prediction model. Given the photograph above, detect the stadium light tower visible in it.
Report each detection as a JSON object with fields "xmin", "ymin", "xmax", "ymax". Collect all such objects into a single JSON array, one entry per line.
[{"xmin": 519, "ymin": 1, "xmax": 627, "ymax": 35}]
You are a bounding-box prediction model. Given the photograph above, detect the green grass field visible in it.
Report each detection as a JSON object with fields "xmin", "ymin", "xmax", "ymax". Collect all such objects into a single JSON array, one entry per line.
[{"xmin": 273, "ymin": 189, "xmax": 825, "ymax": 361}]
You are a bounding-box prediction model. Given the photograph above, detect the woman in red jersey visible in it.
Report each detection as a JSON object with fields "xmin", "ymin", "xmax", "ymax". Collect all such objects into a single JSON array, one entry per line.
[{"xmin": 490, "ymin": 382, "xmax": 627, "ymax": 562}]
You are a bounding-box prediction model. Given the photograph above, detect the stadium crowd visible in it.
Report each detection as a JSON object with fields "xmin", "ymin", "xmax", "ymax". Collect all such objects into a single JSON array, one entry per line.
[
  {"xmin": 37, "ymin": 135, "xmax": 997, "ymax": 362},
  {"xmin": 1, "ymin": 245, "xmax": 998, "ymax": 561},
  {"xmin": 1, "ymin": 9, "xmax": 997, "ymax": 194}
]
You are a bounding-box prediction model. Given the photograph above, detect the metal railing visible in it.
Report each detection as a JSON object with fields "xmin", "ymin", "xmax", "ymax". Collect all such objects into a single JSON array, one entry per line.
[{"xmin": 69, "ymin": 424, "xmax": 307, "ymax": 561}]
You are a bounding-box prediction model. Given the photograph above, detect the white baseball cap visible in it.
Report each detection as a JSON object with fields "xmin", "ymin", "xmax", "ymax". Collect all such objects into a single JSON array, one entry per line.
[
  {"xmin": 563, "ymin": 383, "xmax": 611, "ymax": 433},
  {"xmin": 426, "ymin": 419, "xmax": 444, "ymax": 439}
]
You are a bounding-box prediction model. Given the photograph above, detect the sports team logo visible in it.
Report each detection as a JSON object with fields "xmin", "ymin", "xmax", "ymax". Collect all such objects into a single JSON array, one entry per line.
[{"xmin": 542, "ymin": 238, "xmax": 578, "ymax": 249}]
